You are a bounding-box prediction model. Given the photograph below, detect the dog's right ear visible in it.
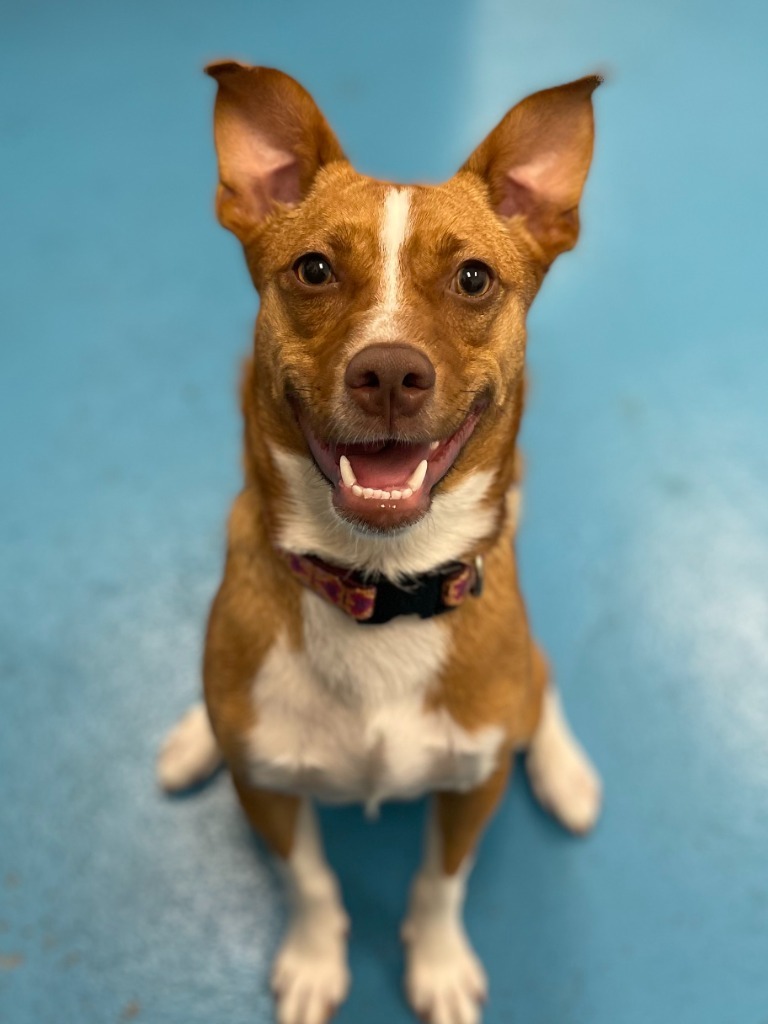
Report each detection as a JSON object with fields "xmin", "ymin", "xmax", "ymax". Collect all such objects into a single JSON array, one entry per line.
[{"xmin": 205, "ymin": 62, "xmax": 346, "ymax": 242}]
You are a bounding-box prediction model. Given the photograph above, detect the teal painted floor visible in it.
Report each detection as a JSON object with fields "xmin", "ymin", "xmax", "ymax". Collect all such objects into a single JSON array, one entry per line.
[{"xmin": 2, "ymin": 1, "xmax": 767, "ymax": 1022}]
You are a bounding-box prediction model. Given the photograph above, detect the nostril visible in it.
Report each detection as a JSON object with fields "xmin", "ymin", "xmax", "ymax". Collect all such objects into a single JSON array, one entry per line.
[
  {"xmin": 345, "ymin": 365, "xmax": 381, "ymax": 390},
  {"xmin": 403, "ymin": 359, "xmax": 436, "ymax": 392}
]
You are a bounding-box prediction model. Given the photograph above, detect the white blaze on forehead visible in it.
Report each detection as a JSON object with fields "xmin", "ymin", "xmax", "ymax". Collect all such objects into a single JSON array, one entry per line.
[{"xmin": 379, "ymin": 187, "xmax": 411, "ymax": 312}]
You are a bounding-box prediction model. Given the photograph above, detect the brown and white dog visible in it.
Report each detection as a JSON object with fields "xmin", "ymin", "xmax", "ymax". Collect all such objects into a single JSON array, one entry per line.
[{"xmin": 158, "ymin": 61, "xmax": 603, "ymax": 1024}]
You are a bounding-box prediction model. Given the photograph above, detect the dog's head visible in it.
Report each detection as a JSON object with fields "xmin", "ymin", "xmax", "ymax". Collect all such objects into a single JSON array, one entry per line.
[{"xmin": 207, "ymin": 62, "xmax": 598, "ymax": 561}]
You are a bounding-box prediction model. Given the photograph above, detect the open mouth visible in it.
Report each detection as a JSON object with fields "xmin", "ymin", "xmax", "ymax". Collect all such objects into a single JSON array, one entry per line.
[{"xmin": 297, "ymin": 403, "xmax": 486, "ymax": 532}]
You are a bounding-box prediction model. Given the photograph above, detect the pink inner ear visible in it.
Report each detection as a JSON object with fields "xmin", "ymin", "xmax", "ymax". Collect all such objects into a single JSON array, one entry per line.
[
  {"xmin": 500, "ymin": 151, "xmax": 575, "ymax": 218},
  {"xmin": 263, "ymin": 156, "xmax": 301, "ymax": 207},
  {"xmin": 497, "ymin": 176, "xmax": 537, "ymax": 220},
  {"xmin": 237, "ymin": 136, "xmax": 301, "ymax": 218}
]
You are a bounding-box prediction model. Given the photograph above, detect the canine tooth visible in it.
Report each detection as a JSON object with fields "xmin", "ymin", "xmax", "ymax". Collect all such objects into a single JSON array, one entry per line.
[
  {"xmin": 352, "ymin": 484, "xmax": 363, "ymax": 497},
  {"xmin": 339, "ymin": 455, "xmax": 356, "ymax": 487},
  {"xmin": 430, "ymin": 441, "xmax": 440, "ymax": 451},
  {"xmin": 390, "ymin": 490, "xmax": 402, "ymax": 500},
  {"xmin": 406, "ymin": 459, "xmax": 428, "ymax": 491},
  {"xmin": 401, "ymin": 488, "xmax": 413, "ymax": 498},
  {"xmin": 363, "ymin": 487, "xmax": 374, "ymax": 499}
]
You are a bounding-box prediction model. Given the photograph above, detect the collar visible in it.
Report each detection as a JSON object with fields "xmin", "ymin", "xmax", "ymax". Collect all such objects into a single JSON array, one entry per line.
[{"xmin": 279, "ymin": 550, "xmax": 484, "ymax": 625}]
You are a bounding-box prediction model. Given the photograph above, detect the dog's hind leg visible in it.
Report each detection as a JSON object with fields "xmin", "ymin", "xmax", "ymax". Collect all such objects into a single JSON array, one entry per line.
[
  {"xmin": 233, "ymin": 782, "xmax": 350, "ymax": 1024},
  {"xmin": 525, "ymin": 646, "xmax": 602, "ymax": 834},
  {"xmin": 156, "ymin": 702, "xmax": 223, "ymax": 792},
  {"xmin": 402, "ymin": 755, "xmax": 511, "ymax": 1024}
]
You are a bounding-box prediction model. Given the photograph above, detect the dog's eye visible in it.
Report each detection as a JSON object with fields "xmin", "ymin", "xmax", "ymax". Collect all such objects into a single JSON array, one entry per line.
[
  {"xmin": 455, "ymin": 261, "xmax": 492, "ymax": 297},
  {"xmin": 294, "ymin": 253, "xmax": 334, "ymax": 286}
]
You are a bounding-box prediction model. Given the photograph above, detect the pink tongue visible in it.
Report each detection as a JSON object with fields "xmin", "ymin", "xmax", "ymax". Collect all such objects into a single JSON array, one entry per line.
[{"xmin": 344, "ymin": 442, "xmax": 431, "ymax": 488}]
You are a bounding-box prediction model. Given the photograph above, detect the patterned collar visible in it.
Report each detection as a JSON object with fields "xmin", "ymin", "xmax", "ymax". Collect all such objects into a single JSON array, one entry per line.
[{"xmin": 279, "ymin": 550, "xmax": 484, "ymax": 625}]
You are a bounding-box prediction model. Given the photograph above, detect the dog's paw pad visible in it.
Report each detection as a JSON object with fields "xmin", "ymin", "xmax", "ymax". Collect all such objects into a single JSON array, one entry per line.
[
  {"xmin": 272, "ymin": 917, "xmax": 350, "ymax": 1024},
  {"xmin": 527, "ymin": 731, "xmax": 602, "ymax": 834},
  {"xmin": 156, "ymin": 703, "xmax": 222, "ymax": 792},
  {"xmin": 403, "ymin": 922, "xmax": 487, "ymax": 1024}
]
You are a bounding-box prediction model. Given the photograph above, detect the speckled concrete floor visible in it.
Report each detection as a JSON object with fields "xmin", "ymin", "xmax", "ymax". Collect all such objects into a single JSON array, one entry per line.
[{"xmin": 2, "ymin": 2, "xmax": 768, "ymax": 1022}]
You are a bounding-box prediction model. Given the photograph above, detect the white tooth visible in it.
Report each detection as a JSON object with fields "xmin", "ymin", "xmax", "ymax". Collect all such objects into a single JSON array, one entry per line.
[
  {"xmin": 339, "ymin": 455, "xmax": 356, "ymax": 487},
  {"xmin": 363, "ymin": 487, "xmax": 374, "ymax": 499},
  {"xmin": 430, "ymin": 441, "xmax": 440, "ymax": 451},
  {"xmin": 401, "ymin": 488, "xmax": 413, "ymax": 498},
  {"xmin": 372, "ymin": 489, "xmax": 384, "ymax": 499},
  {"xmin": 352, "ymin": 484, "xmax": 363, "ymax": 497},
  {"xmin": 378, "ymin": 490, "xmax": 390, "ymax": 500},
  {"xmin": 406, "ymin": 459, "xmax": 428, "ymax": 492},
  {"xmin": 390, "ymin": 490, "xmax": 402, "ymax": 500}
]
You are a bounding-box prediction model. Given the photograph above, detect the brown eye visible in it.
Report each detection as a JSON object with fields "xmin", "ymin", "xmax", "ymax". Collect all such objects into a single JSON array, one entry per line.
[
  {"xmin": 294, "ymin": 252, "xmax": 334, "ymax": 286},
  {"xmin": 456, "ymin": 260, "xmax": 492, "ymax": 297}
]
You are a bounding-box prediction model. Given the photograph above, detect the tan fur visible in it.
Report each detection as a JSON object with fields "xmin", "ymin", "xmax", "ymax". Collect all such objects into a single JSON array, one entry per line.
[
  {"xmin": 437, "ymin": 753, "xmax": 513, "ymax": 876},
  {"xmin": 232, "ymin": 778, "xmax": 301, "ymax": 860}
]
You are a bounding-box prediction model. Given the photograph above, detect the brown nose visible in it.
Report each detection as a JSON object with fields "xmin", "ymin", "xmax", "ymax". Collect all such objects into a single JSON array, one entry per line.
[{"xmin": 344, "ymin": 344, "xmax": 435, "ymax": 423}]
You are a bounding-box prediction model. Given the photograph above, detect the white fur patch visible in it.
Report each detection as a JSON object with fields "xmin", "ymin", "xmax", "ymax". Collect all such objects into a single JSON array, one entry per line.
[
  {"xmin": 247, "ymin": 597, "xmax": 504, "ymax": 817},
  {"xmin": 301, "ymin": 587, "xmax": 449, "ymax": 706},
  {"xmin": 342, "ymin": 187, "xmax": 412, "ymax": 356},
  {"xmin": 526, "ymin": 689, "xmax": 602, "ymax": 834},
  {"xmin": 402, "ymin": 812, "xmax": 487, "ymax": 1024},
  {"xmin": 380, "ymin": 187, "xmax": 410, "ymax": 312},
  {"xmin": 272, "ymin": 800, "xmax": 350, "ymax": 1024},
  {"xmin": 270, "ymin": 446, "xmax": 497, "ymax": 580}
]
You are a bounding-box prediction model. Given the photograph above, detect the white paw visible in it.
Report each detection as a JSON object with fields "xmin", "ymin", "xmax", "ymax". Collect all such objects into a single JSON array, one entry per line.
[
  {"xmin": 156, "ymin": 703, "xmax": 222, "ymax": 792},
  {"xmin": 402, "ymin": 917, "xmax": 487, "ymax": 1024},
  {"xmin": 526, "ymin": 701, "xmax": 602, "ymax": 834},
  {"xmin": 272, "ymin": 909, "xmax": 350, "ymax": 1024}
]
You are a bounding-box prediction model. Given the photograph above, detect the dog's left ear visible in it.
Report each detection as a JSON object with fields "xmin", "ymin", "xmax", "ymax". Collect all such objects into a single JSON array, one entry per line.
[
  {"xmin": 461, "ymin": 76, "xmax": 601, "ymax": 266},
  {"xmin": 205, "ymin": 61, "xmax": 347, "ymax": 242}
]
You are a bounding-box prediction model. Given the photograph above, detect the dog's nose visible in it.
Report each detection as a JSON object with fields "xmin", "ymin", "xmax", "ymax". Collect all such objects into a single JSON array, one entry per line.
[{"xmin": 344, "ymin": 344, "xmax": 435, "ymax": 422}]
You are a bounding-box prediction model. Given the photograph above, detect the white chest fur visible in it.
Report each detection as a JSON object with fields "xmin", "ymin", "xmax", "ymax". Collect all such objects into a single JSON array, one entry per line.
[{"xmin": 246, "ymin": 593, "xmax": 504, "ymax": 815}]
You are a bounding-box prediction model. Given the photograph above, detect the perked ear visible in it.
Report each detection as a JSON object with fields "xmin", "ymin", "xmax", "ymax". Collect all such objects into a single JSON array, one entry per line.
[
  {"xmin": 461, "ymin": 76, "xmax": 602, "ymax": 266},
  {"xmin": 205, "ymin": 61, "xmax": 347, "ymax": 242}
]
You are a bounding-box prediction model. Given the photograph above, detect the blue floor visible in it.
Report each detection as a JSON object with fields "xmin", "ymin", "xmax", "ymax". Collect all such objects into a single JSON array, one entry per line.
[{"xmin": 2, "ymin": 1, "xmax": 768, "ymax": 1022}]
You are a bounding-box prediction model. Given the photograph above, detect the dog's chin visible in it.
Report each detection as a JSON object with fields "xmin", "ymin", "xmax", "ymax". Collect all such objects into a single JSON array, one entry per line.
[
  {"xmin": 295, "ymin": 402, "xmax": 487, "ymax": 534},
  {"xmin": 332, "ymin": 484, "xmax": 429, "ymax": 535}
]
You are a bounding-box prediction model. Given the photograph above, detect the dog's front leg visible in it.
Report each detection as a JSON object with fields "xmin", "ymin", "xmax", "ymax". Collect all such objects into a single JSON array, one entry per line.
[
  {"xmin": 402, "ymin": 754, "xmax": 511, "ymax": 1024},
  {"xmin": 233, "ymin": 780, "xmax": 350, "ymax": 1024}
]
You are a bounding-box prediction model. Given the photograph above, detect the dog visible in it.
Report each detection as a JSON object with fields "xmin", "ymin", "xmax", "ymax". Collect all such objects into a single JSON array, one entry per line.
[{"xmin": 157, "ymin": 61, "xmax": 603, "ymax": 1024}]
